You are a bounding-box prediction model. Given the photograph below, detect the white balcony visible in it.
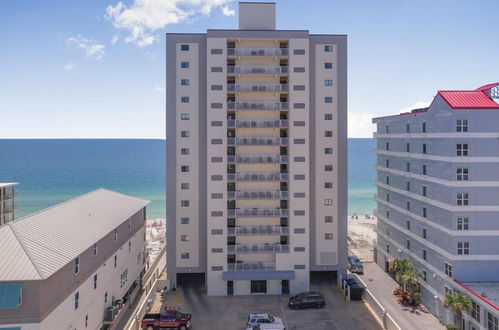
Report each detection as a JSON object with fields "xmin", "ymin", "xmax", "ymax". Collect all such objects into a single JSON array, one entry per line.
[
  {"xmin": 227, "ymin": 244, "xmax": 290, "ymax": 254},
  {"xmin": 227, "ymin": 119, "xmax": 289, "ymax": 128},
  {"xmin": 227, "ymin": 155, "xmax": 289, "ymax": 164},
  {"xmin": 227, "ymin": 190, "xmax": 289, "ymax": 200},
  {"xmin": 227, "ymin": 136, "xmax": 289, "ymax": 146},
  {"xmin": 227, "ymin": 66, "xmax": 289, "ymax": 75},
  {"xmin": 227, "ymin": 83, "xmax": 289, "ymax": 93},
  {"xmin": 227, "ymin": 102, "xmax": 289, "ymax": 111},
  {"xmin": 227, "ymin": 208, "xmax": 289, "ymax": 218},
  {"xmin": 227, "ymin": 262, "xmax": 276, "ymax": 271},
  {"xmin": 227, "ymin": 226, "xmax": 289, "ymax": 236},
  {"xmin": 227, "ymin": 48, "xmax": 289, "ymax": 57},
  {"xmin": 227, "ymin": 172, "xmax": 289, "ymax": 182}
]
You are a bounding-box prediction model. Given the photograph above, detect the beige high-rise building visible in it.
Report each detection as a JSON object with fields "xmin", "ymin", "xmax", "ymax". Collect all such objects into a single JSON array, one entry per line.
[
  {"xmin": 0, "ymin": 182, "xmax": 18, "ymax": 225},
  {"xmin": 166, "ymin": 2, "xmax": 347, "ymax": 295}
]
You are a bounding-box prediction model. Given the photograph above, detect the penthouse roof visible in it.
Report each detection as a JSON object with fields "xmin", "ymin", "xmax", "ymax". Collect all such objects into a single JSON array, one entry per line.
[{"xmin": 438, "ymin": 83, "xmax": 499, "ymax": 109}]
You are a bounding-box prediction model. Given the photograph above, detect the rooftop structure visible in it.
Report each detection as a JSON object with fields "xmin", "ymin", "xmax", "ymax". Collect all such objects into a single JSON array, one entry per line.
[{"xmin": 0, "ymin": 182, "xmax": 18, "ymax": 226}]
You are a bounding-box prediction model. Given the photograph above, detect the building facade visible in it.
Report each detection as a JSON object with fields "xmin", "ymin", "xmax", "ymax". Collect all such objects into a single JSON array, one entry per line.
[
  {"xmin": 0, "ymin": 183, "xmax": 18, "ymax": 226},
  {"xmin": 166, "ymin": 2, "xmax": 347, "ymax": 296},
  {"xmin": 373, "ymin": 83, "xmax": 499, "ymax": 327},
  {"xmin": 0, "ymin": 189, "xmax": 149, "ymax": 330}
]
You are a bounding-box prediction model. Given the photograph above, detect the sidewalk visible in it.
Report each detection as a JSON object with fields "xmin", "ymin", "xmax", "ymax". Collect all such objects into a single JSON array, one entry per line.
[{"xmin": 360, "ymin": 263, "xmax": 445, "ymax": 330}]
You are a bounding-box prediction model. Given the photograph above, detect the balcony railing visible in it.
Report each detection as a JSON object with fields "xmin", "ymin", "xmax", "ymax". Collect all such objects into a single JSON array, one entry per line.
[
  {"xmin": 227, "ymin": 119, "xmax": 289, "ymax": 128},
  {"xmin": 227, "ymin": 66, "xmax": 289, "ymax": 75},
  {"xmin": 227, "ymin": 208, "xmax": 289, "ymax": 217},
  {"xmin": 227, "ymin": 172, "xmax": 289, "ymax": 182},
  {"xmin": 2, "ymin": 207, "xmax": 13, "ymax": 214},
  {"xmin": 227, "ymin": 102, "xmax": 288, "ymax": 111},
  {"xmin": 227, "ymin": 84, "xmax": 289, "ymax": 93},
  {"xmin": 1, "ymin": 193, "xmax": 16, "ymax": 200},
  {"xmin": 227, "ymin": 136, "xmax": 289, "ymax": 146},
  {"xmin": 227, "ymin": 190, "xmax": 289, "ymax": 200},
  {"xmin": 227, "ymin": 244, "xmax": 290, "ymax": 254},
  {"xmin": 227, "ymin": 155, "xmax": 289, "ymax": 164},
  {"xmin": 227, "ymin": 226, "xmax": 289, "ymax": 236},
  {"xmin": 227, "ymin": 48, "xmax": 289, "ymax": 57},
  {"xmin": 227, "ymin": 262, "xmax": 277, "ymax": 271}
]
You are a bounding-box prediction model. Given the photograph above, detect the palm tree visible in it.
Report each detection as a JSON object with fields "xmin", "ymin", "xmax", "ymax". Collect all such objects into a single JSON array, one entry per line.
[
  {"xmin": 389, "ymin": 259, "xmax": 412, "ymax": 289},
  {"xmin": 444, "ymin": 292, "xmax": 471, "ymax": 330}
]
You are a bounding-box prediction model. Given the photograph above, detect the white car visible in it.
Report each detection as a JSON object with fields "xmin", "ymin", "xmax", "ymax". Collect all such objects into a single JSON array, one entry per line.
[
  {"xmin": 246, "ymin": 324, "xmax": 286, "ymax": 330},
  {"xmin": 246, "ymin": 313, "xmax": 284, "ymax": 328}
]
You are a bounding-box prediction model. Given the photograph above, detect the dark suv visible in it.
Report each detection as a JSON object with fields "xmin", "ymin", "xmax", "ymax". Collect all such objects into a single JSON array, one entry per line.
[{"xmin": 288, "ymin": 291, "xmax": 326, "ymax": 309}]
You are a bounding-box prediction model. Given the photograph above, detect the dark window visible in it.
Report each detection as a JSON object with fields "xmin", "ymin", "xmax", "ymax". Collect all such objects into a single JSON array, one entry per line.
[
  {"xmin": 324, "ymin": 97, "xmax": 333, "ymax": 103},
  {"xmin": 324, "ymin": 45, "xmax": 333, "ymax": 52},
  {"xmin": 180, "ymin": 44, "xmax": 189, "ymax": 51},
  {"xmin": 180, "ymin": 61, "xmax": 189, "ymax": 68},
  {"xmin": 325, "ymin": 62, "xmax": 333, "ymax": 69}
]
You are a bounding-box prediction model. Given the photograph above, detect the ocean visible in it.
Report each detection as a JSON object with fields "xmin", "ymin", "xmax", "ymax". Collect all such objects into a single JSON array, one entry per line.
[{"xmin": 0, "ymin": 138, "xmax": 376, "ymax": 219}]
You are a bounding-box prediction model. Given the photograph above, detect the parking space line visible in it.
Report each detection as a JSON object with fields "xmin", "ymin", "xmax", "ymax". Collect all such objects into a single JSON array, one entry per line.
[{"xmin": 278, "ymin": 296, "xmax": 288, "ymax": 329}]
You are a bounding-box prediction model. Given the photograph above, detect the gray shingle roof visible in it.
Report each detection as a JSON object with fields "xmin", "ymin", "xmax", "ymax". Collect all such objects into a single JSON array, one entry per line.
[{"xmin": 0, "ymin": 189, "xmax": 149, "ymax": 281}]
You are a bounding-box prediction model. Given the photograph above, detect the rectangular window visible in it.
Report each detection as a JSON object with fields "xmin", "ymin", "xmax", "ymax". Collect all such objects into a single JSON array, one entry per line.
[
  {"xmin": 324, "ymin": 97, "xmax": 333, "ymax": 103},
  {"xmin": 406, "ymin": 201, "xmax": 410, "ymax": 211},
  {"xmin": 385, "ymin": 159, "xmax": 390, "ymax": 168},
  {"xmin": 181, "ymin": 96, "xmax": 190, "ymax": 103},
  {"xmin": 324, "ymin": 114, "xmax": 333, "ymax": 120},
  {"xmin": 93, "ymin": 274, "xmax": 97, "ymax": 290},
  {"xmin": 181, "ymin": 252, "xmax": 190, "ymax": 259},
  {"xmin": 445, "ymin": 286, "xmax": 453, "ymax": 298},
  {"xmin": 86, "ymin": 314, "xmax": 88, "ymax": 327},
  {"xmin": 325, "ymin": 130, "xmax": 333, "ymax": 137},
  {"xmin": 445, "ymin": 262, "xmax": 452, "ymax": 277},
  {"xmin": 422, "ymin": 122, "xmax": 426, "ymax": 133},
  {"xmin": 74, "ymin": 292, "xmax": 79, "ymax": 309},
  {"xmin": 114, "ymin": 228, "xmax": 117, "ymax": 241},
  {"xmin": 456, "ymin": 119, "xmax": 469, "ymax": 132},
  {"xmin": 422, "ymin": 164, "xmax": 427, "ymax": 175},
  {"xmin": 180, "ymin": 61, "xmax": 189, "ymax": 68},
  {"xmin": 93, "ymin": 243, "xmax": 98, "ymax": 256},
  {"xmin": 471, "ymin": 301, "xmax": 480, "ymax": 322},
  {"xmin": 423, "ymin": 249, "xmax": 427, "ymax": 261},
  {"xmin": 457, "ymin": 217, "xmax": 469, "ymax": 230},
  {"xmin": 386, "ymin": 176, "xmax": 390, "ymax": 185},
  {"xmin": 181, "ymin": 235, "xmax": 190, "ymax": 242},
  {"xmin": 180, "ymin": 114, "xmax": 189, "ymax": 120},
  {"xmin": 114, "ymin": 255, "xmax": 117, "ymax": 268},
  {"xmin": 180, "ymin": 148, "xmax": 189, "ymax": 155},
  {"xmin": 457, "ymin": 193, "xmax": 469, "ymax": 206},
  {"xmin": 457, "ymin": 143, "xmax": 469, "ymax": 156},
  {"xmin": 406, "ymin": 240, "xmax": 410, "ymax": 250},
  {"xmin": 180, "ymin": 44, "xmax": 189, "ymax": 51},
  {"xmin": 386, "ymin": 142, "xmax": 390, "ymax": 151},
  {"xmin": 385, "ymin": 125, "xmax": 389, "ymax": 134},
  {"xmin": 406, "ymin": 220, "xmax": 411, "ymax": 230},
  {"xmin": 406, "ymin": 181, "xmax": 411, "ymax": 191},
  {"xmin": 181, "ymin": 165, "xmax": 189, "ymax": 172},
  {"xmin": 422, "ymin": 185, "xmax": 427, "ymax": 197},
  {"xmin": 324, "ymin": 45, "xmax": 333, "ymax": 52},
  {"xmin": 386, "ymin": 244, "xmax": 390, "ymax": 253},
  {"xmin": 74, "ymin": 256, "xmax": 80, "ymax": 274},
  {"xmin": 457, "ymin": 168, "xmax": 469, "ymax": 181},
  {"xmin": 181, "ymin": 217, "xmax": 190, "ymax": 224},
  {"xmin": 422, "ymin": 228, "xmax": 427, "ymax": 239},
  {"xmin": 325, "ymin": 165, "xmax": 333, "ymax": 171},
  {"xmin": 0, "ymin": 283, "xmax": 22, "ymax": 309},
  {"xmin": 324, "ymin": 199, "xmax": 333, "ymax": 206},
  {"xmin": 128, "ymin": 241, "xmax": 132, "ymax": 252},
  {"xmin": 423, "ymin": 207, "xmax": 427, "ymax": 218},
  {"xmin": 386, "ymin": 193, "xmax": 390, "ymax": 202},
  {"xmin": 422, "ymin": 144, "xmax": 427, "ymax": 154},
  {"xmin": 324, "ymin": 62, "xmax": 333, "ymax": 69},
  {"xmin": 181, "ymin": 200, "xmax": 190, "ymax": 207},
  {"xmin": 406, "ymin": 143, "xmax": 410, "ymax": 152},
  {"xmin": 325, "ymin": 148, "xmax": 333, "ymax": 154},
  {"xmin": 406, "ymin": 123, "xmax": 410, "ymax": 133},
  {"xmin": 325, "ymin": 233, "xmax": 333, "ymax": 240},
  {"xmin": 457, "ymin": 242, "xmax": 470, "ymax": 255},
  {"xmin": 181, "ymin": 131, "xmax": 190, "ymax": 137},
  {"xmin": 422, "ymin": 270, "xmax": 427, "ymax": 282},
  {"xmin": 325, "ymin": 182, "xmax": 333, "ymax": 188},
  {"xmin": 181, "ymin": 183, "xmax": 189, "ymax": 190},
  {"xmin": 406, "ymin": 162, "xmax": 410, "ymax": 172},
  {"xmin": 325, "ymin": 216, "xmax": 333, "ymax": 223},
  {"xmin": 488, "ymin": 312, "xmax": 498, "ymax": 330},
  {"xmin": 386, "ymin": 210, "xmax": 390, "ymax": 219},
  {"xmin": 324, "ymin": 79, "xmax": 333, "ymax": 86},
  {"xmin": 181, "ymin": 79, "xmax": 189, "ymax": 86}
]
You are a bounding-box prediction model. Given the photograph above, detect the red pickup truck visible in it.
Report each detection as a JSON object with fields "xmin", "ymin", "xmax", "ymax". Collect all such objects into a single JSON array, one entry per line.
[{"xmin": 141, "ymin": 310, "xmax": 192, "ymax": 329}]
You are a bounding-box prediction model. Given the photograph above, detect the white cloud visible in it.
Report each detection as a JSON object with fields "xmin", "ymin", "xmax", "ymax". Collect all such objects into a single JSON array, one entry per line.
[
  {"xmin": 155, "ymin": 85, "xmax": 165, "ymax": 92},
  {"xmin": 62, "ymin": 62, "xmax": 74, "ymax": 71},
  {"xmin": 66, "ymin": 35, "xmax": 106, "ymax": 60},
  {"xmin": 111, "ymin": 34, "xmax": 120, "ymax": 45},
  {"xmin": 400, "ymin": 100, "xmax": 431, "ymax": 114},
  {"xmin": 105, "ymin": 0, "xmax": 235, "ymax": 47},
  {"xmin": 348, "ymin": 112, "xmax": 376, "ymax": 138}
]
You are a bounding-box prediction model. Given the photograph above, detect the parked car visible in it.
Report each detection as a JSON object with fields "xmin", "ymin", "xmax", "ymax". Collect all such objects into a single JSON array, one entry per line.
[
  {"xmin": 288, "ymin": 291, "xmax": 326, "ymax": 309},
  {"xmin": 141, "ymin": 310, "xmax": 192, "ymax": 329},
  {"xmin": 343, "ymin": 275, "xmax": 364, "ymax": 300},
  {"xmin": 247, "ymin": 313, "xmax": 284, "ymax": 327},
  {"xmin": 347, "ymin": 255, "xmax": 364, "ymax": 274},
  {"xmin": 246, "ymin": 324, "xmax": 286, "ymax": 330}
]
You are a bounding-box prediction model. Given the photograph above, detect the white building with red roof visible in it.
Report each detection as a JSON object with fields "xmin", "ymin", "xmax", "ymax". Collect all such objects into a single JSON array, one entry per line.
[{"xmin": 373, "ymin": 83, "xmax": 499, "ymax": 329}]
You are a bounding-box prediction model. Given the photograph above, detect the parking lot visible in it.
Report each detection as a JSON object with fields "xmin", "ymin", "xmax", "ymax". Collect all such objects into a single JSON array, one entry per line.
[{"xmin": 160, "ymin": 277, "xmax": 381, "ymax": 330}]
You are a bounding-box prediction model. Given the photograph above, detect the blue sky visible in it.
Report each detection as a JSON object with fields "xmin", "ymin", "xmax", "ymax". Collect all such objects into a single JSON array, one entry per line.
[{"xmin": 1, "ymin": 0, "xmax": 498, "ymax": 138}]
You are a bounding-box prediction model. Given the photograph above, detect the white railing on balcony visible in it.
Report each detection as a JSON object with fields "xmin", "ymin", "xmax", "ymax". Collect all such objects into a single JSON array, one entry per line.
[
  {"xmin": 227, "ymin": 102, "xmax": 289, "ymax": 110},
  {"xmin": 227, "ymin": 136, "xmax": 289, "ymax": 146},
  {"xmin": 227, "ymin": 48, "xmax": 289, "ymax": 57},
  {"xmin": 227, "ymin": 226, "xmax": 290, "ymax": 236},
  {"xmin": 227, "ymin": 262, "xmax": 276, "ymax": 271},
  {"xmin": 227, "ymin": 66, "xmax": 289, "ymax": 75},
  {"xmin": 227, "ymin": 119, "xmax": 289, "ymax": 128},
  {"xmin": 227, "ymin": 155, "xmax": 289, "ymax": 164},
  {"xmin": 227, "ymin": 244, "xmax": 290, "ymax": 254},
  {"xmin": 227, "ymin": 84, "xmax": 289, "ymax": 93},
  {"xmin": 227, "ymin": 190, "xmax": 289, "ymax": 200},
  {"xmin": 227, "ymin": 172, "xmax": 288, "ymax": 182},
  {"xmin": 227, "ymin": 208, "xmax": 289, "ymax": 217}
]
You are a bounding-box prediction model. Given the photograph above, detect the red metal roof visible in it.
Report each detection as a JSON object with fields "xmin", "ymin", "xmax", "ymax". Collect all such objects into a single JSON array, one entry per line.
[
  {"xmin": 438, "ymin": 90, "xmax": 499, "ymax": 109},
  {"xmin": 475, "ymin": 82, "xmax": 499, "ymax": 91}
]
